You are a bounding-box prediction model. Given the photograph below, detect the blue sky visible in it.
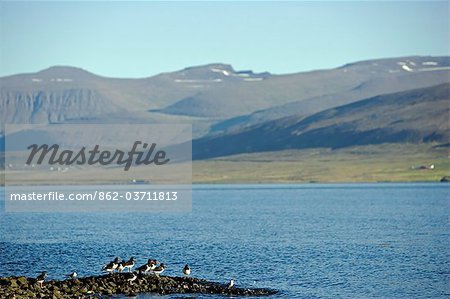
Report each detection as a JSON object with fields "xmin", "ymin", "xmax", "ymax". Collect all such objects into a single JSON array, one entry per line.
[{"xmin": 0, "ymin": 1, "xmax": 448, "ymax": 78}]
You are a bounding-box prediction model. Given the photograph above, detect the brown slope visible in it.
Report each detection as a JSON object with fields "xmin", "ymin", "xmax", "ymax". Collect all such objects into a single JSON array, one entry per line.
[{"xmin": 193, "ymin": 83, "xmax": 450, "ymax": 159}]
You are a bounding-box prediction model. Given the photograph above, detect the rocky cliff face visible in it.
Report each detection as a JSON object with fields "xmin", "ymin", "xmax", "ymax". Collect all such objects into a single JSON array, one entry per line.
[
  {"xmin": 1, "ymin": 89, "xmax": 119, "ymax": 124},
  {"xmin": 1, "ymin": 57, "xmax": 449, "ymax": 154}
]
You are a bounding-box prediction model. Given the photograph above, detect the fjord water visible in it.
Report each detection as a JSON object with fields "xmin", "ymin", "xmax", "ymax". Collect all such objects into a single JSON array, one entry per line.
[{"xmin": 0, "ymin": 184, "xmax": 449, "ymax": 298}]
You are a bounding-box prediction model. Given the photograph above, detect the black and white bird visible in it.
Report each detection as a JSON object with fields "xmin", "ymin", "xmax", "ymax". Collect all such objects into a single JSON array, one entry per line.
[
  {"xmin": 137, "ymin": 259, "xmax": 157, "ymax": 274},
  {"xmin": 182, "ymin": 264, "xmax": 191, "ymax": 277},
  {"xmin": 152, "ymin": 263, "xmax": 166, "ymax": 277},
  {"xmin": 117, "ymin": 260, "xmax": 126, "ymax": 273},
  {"xmin": 149, "ymin": 259, "xmax": 158, "ymax": 271},
  {"xmin": 126, "ymin": 271, "xmax": 138, "ymax": 285},
  {"xmin": 227, "ymin": 278, "xmax": 234, "ymax": 289},
  {"xmin": 123, "ymin": 257, "xmax": 136, "ymax": 272},
  {"xmin": 136, "ymin": 263, "xmax": 150, "ymax": 274},
  {"xmin": 102, "ymin": 257, "xmax": 120, "ymax": 274},
  {"xmin": 36, "ymin": 271, "xmax": 48, "ymax": 287},
  {"xmin": 66, "ymin": 272, "xmax": 77, "ymax": 280}
]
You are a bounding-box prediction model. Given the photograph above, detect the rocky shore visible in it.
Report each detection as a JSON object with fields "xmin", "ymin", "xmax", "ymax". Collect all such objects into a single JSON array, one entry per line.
[{"xmin": 0, "ymin": 273, "xmax": 277, "ymax": 298}]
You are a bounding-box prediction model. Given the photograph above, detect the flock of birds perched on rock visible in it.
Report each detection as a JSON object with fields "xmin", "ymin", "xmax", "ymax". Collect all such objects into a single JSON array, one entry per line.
[
  {"xmin": 100, "ymin": 256, "xmax": 173, "ymax": 278},
  {"xmin": 34, "ymin": 256, "xmax": 234, "ymax": 289}
]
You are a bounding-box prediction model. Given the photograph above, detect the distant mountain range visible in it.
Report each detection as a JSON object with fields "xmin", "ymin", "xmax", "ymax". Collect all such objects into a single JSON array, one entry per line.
[{"xmin": 1, "ymin": 56, "xmax": 449, "ymax": 159}]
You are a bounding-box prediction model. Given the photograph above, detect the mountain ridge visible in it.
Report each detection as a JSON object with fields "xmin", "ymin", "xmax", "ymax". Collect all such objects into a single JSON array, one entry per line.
[
  {"xmin": 1, "ymin": 56, "xmax": 449, "ymax": 143},
  {"xmin": 192, "ymin": 83, "xmax": 450, "ymax": 159}
]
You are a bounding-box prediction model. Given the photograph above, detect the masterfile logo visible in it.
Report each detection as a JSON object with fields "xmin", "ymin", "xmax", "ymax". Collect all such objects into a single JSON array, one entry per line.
[
  {"xmin": 4, "ymin": 124, "xmax": 192, "ymax": 212},
  {"xmin": 26, "ymin": 141, "xmax": 170, "ymax": 171}
]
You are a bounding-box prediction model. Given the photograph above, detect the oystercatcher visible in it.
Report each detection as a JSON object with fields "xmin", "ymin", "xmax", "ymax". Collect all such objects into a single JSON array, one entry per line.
[
  {"xmin": 117, "ymin": 260, "xmax": 125, "ymax": 273},
  {"xmin": 152, "ymin": 263, "xmax": 166, "ymax": 277},
  {"xmin": 66, "ymin": 272, "xmax": 77, "ymax": 280},
  {"xmin": 182, "ymin": 264, "xmax": 190, "ymax": 277},
  {"xmin": 36, "ymin": 271, "xmax": 47, "ymax": 288},
  {"xmin": 123, "ymin": 257, "xmax": 136, "ymax": 272},
  {"xmin": 137, "ymin": 259, "xmax": 157, "ymax": 274},
  {"xmin": 102, "ymin": 257, "xmax": 119, "ymax": 274},
  {"xmin": 136, "ymin": 263, "xmax": 150, "ymax": 274},
  {"xmin": 149, "ymin": 259, "xmax": 158, "ymax": 270},
  {"xmin": 227, "ymin": 278, "xmax": 234, "ymax": 289}
]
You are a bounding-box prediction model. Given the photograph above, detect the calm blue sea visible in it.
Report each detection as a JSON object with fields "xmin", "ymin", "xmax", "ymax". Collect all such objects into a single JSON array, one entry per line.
[{"xmin": 0, "ymin": 184, "xmax": 449, "ymax": 298}]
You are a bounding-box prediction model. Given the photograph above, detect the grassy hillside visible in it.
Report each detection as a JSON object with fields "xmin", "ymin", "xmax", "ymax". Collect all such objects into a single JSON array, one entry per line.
[
  {"xmin": 1, "ymin": 143, "xmax": 448, "ymax": 185},
  {"xmin": 193, "ymin": 143, "xmax": 450, "ymax": 183},
  {"xmin": 193, "ymin": 84, "xmax": 450, "ymax": 159}
]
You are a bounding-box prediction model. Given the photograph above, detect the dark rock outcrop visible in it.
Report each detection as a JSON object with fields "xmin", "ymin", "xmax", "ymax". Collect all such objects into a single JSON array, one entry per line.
[{"xmin": 0, "ymin": 274, "xmax": 277, "ymax": 298}]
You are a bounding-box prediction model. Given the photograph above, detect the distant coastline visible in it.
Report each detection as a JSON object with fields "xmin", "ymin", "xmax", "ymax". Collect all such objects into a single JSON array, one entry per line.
[{"xmin": 1, "ymin": 143, "xmax": 449, "ymax": 185}]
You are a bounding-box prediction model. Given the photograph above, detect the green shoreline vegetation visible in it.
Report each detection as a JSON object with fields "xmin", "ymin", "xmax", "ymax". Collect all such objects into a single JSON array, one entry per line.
[
  {"xmin": 192, "ymin": 143, "xmax": 449, "ymax": 183},
  {"xmin": 1, "ymin": 143, "xmax": 449, "ymax": 185}
]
